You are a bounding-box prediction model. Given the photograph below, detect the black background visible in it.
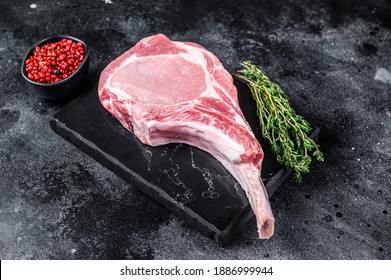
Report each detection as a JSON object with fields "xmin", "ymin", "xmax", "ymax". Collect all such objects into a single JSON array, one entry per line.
[{"xmin": 0, "ymin": 0, "xmax": 390, "ymax": 259}]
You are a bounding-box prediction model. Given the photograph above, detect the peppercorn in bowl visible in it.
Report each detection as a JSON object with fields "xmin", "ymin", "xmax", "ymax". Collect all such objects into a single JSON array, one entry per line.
[{"xmin": 21, "ymin": 35, "xmax": 90, "ymax": 101}]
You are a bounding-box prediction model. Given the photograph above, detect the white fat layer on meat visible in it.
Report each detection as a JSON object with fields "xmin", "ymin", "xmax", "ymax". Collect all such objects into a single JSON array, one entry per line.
[{"xmin": 144, "ymin": 120, "xmax": 245, "ymax": 163}]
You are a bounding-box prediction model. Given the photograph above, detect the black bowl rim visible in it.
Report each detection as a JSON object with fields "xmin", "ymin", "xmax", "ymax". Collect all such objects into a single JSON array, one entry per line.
[{"xmin": 21, "ymin": 35, "xmax": 90, "ymax": 87}]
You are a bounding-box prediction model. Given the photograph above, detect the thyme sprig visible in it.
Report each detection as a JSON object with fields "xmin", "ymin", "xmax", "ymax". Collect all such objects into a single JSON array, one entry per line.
[{"xmin": 236, "ymin": 61, "xmax": 324, "ymax": 182}]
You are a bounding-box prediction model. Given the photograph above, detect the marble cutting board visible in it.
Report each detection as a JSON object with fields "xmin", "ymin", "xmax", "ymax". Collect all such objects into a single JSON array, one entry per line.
[{"xmin": 50, "ymin": 80, "xmax": 319, "ymax": 246}]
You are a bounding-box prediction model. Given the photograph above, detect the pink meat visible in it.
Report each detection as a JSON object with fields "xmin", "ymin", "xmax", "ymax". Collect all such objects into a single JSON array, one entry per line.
[{"xmin": 98, "ymin": 34, "xmax": 275, "ymax": 239}]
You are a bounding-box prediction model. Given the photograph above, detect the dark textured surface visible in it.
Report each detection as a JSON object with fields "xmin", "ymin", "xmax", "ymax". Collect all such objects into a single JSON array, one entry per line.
[{"xmin": 0, "ymin": 0, "xmax": 390, "ymax": 259}]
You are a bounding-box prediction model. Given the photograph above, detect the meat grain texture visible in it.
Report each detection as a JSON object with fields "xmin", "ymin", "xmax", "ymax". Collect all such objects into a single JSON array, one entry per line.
[{"xmin": 98, "ymin": 34, "xmax": 274, "ymax": 238}]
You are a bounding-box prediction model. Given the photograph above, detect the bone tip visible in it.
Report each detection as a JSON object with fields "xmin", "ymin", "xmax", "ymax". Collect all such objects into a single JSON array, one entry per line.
[{"xmin": 258, "ymin": 217, "xmax": 275, "ymax": 239}]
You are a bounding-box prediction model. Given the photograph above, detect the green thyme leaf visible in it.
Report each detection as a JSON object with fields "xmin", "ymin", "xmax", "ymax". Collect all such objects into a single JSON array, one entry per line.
[{"xmin": 236, "ymin": 61, "xmax": 324, "ymax": 182}]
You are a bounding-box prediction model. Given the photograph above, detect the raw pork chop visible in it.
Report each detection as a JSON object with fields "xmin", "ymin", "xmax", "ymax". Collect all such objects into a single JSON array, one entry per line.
[{"xmin": 98, "ymin": 34, "xmax": 275, "ymax": 238}]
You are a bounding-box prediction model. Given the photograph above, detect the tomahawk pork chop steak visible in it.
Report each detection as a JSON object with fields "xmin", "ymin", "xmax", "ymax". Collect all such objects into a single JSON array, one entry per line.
[{"xmin": 98, "ymin": 34, "xmax": 275, "ymax": 239}]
